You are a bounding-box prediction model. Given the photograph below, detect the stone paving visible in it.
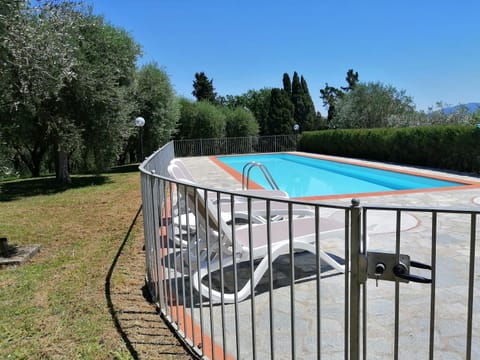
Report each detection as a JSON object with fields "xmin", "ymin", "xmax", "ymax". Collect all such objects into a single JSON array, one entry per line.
[{"xmin": 175, "ymin": 154, "xmax": 480, "ymax": 359}]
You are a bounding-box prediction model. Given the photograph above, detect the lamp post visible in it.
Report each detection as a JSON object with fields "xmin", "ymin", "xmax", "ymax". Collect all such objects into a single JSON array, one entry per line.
[
  {"xmin": 293, "ymin": 124, "xmax": 300, "ymax": 149},
  {"xmin": 135, "ymin": 116, "xmax": 145, "ymax": 161}
]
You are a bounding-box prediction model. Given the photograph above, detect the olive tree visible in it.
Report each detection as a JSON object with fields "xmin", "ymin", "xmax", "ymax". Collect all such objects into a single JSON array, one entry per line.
[
  {"xmin": 0, "ymin": 1, "xmax": 141, "ymax": 182},
  {"xmin": 223, "ymin": 107, "xmax": 258, "ymax": 137},
  {"xmin": 176, "ymin": 99, "xmax": 226, "ymax": 139},
  {"xmin": 0, "ymin": 0, "xmax": 82, "ymax": 178},
  {"xmin": 129, "ymin": 63, "xmax": 179, "ymax": 162},
  {"xmin": 332, "ymin": 82, "xmax": 416, "ymax": 129}
]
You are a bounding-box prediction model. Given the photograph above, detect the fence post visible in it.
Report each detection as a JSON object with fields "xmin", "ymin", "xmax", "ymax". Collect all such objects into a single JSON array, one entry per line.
[{"xmin": 350, "ymin": 198, "xmax": 362, "ymax": 360}]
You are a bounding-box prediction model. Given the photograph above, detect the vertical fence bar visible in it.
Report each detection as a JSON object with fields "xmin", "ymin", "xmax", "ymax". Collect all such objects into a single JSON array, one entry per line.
[
  {"xmin": 141, "ymin": 174, "xmax": 155, "ymax": 299},
  {"xmin": 204, "ymin": 190, "xmax": 216, "ymax": 360},
  {"xmin": 288, "ymin": 202, "xmax": 296, "ymax": 359},
  {"xmin": 315, "ymin": 206, "xmax": 322, "ymax": 359},
  {"xmin": 175, "ymin": 184, "xmax": 188, "ymax": 337},
  {"xmin": 350, "ymin": 199, "xmax": 362, "ymax": 360},
  {"xmin": 182, "ymin": 184, "xmax": 197, "ymax": 350},
  {"xmin": 164, "ymin": 182, "xmax": 175, "ymax": 320},
  {"xmin": 247, "ymin": 198, "xmax": 257, "ymax": 359},
  {"xmin": 169, "ymin": 182, "xmax": 181, "ymax": 325},
  {"xmin": 216, "ymin": 192, "xmax": 227, "ymax": 360},
  {"xmin": 158, "ymin": 180, "xmax": 169, "ymax": 311},
  {"xmin": 466, "ymin": 213, "xmax": 476, "ymax": 360},
  {"xmin": 229, "ymin": 195, "xmax": 241, "ymax": 360},
  {"xmin": 159, "ymin": 180, "xmax": 169, "ymax": 310},
  {"xmin": 362, "ymin": 208, "xmax": 368, "ymax": 360},
  {"xmin": 266, "ymin": 200, "xmax": 275, "ymax": 359},
  {"xmin": 152, "ymin": 176, "xmax": 161, "ymax": 299},
  {"xmin": 428, "ymin": 212, "xmax": 437, "ymax": 360},
  {"xmin": 344, "ymin": 208, "xmax": 350, "ymax": 360},
  {"xmin": 394, "ymin": 210, "xmax": 401, "ymax": 360},
  {"xmin": 193, "ymin": 189, "xmax": 205, "ymax": 356},
  {"xmin": 155, "ymin": 179, "xmax": 164, "ymax": 305}
]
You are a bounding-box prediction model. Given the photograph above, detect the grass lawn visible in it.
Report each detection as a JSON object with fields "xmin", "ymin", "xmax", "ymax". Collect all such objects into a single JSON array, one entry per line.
[{"xmin": 0, "ymin": 167, "xmax": 191, "ymax": 359}]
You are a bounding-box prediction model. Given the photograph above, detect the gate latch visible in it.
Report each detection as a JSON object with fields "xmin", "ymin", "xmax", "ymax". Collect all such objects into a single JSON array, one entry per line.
[{"xmin": 367, "ymin": 251, "xmax": 431, "ymax": 285}]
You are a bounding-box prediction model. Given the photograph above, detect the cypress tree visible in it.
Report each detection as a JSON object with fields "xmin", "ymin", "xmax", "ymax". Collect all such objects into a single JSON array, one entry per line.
[
  {"xmin": 192, "ymin": 72, "xmax": 217, "ymax": 103},
  {"xmin": 300, "ymin": 75, "xmax": 316, "ymax": 130},
  {"xmin": 290, "ymin": 72, "xmax": 316, "ymax": 130},
  {"xmin": 291, "ymin": 71, "xmax": 304, "ymax": 127},
  {"xmin": 265, "ymin": 88, "xmax": 294, "ymax": 135},
  {"xmin": 282, "ymin": 73, "xmax": 292, "ymax": 96}
]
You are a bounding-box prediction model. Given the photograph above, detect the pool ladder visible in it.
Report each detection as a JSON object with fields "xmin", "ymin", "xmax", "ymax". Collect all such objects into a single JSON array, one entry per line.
[{"xmin": 242, "ymin": 161, "xmax": 280, "ymax": 190}]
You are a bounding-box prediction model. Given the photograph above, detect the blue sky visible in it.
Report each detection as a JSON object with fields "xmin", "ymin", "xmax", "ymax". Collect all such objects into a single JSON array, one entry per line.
[{"xmin": 87, "ymin": 0, "xmax": 479, "ymax": 115}]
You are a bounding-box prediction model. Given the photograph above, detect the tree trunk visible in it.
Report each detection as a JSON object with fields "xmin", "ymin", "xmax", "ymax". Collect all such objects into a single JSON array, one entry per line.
[
  {"xmin": 56, "ymin": 150, "xmax": 71, "ymax": 184},
  {"xmin": 16, "ymin": 144, "xmax": 44, "ymax": 177}
]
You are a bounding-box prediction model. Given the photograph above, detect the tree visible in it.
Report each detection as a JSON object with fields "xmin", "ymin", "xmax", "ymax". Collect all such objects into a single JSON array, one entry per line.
[
  {"xmin": 223, "ymin": 107, "xmax": 258, "ymax": 137},
  {"xmin": 0, "ymin": 1, "xmax": 141, "ymax": 182},
  {"xmin": 175, "ymin": 98, "xmax": 197, "ymax": 140},
  {"xmin": 282, "ymin": 73, "xmax": 292, "ymax": 96},
  {"xmin": 265, "ymin": 88, "xmax": 294, "ymax": 135},
  {"xmin": 218, "ymin": 88, "xmax": 271, "ymax": 135},
  {"xmin": 58, "ymin": 12, "xmax": 140, "ymax": 179},
  {"xmin": 131, "ymin": 62, "xmax": 179, "ymax": 161},
  {"xmin": 291, "ymin": 72, "xmax": 316, "ymax": 131},
  {"xmin": 332, "ymin": 82, "xmax": 416, "ymax": 128},
  {"xmin": 193, "ymin": 102, "xmax": 226, "ymax": 138},
  {"xmin": 320, "ymin": 69, "xmax": 359, "ymax": 123},
  {"xmin": 192, "ymin": 72, "xmax": 217, "ymax": 103},
  {"xmin": 341, "ymin": 69, "xmax": 359, "ymax": 92},
  {"xmin": 320, "ymin": 84, "xmax": 343, "ymax": 122},
  {"xmin": 176, "ymin": 100, "xmax": 225, "ymax": 139},
  {"xmin": 300, "ymin": 75, "xmax": 318, "ymax": 130},
  {"xmin": 0, "ymin": 0, "xmax": 84, "ymax": 179}
]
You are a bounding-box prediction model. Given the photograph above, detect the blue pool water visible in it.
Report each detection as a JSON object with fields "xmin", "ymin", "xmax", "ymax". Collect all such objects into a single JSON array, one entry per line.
[{"xmin": 216, "ymin": 153, "xmax": 464, "ymax": 198}]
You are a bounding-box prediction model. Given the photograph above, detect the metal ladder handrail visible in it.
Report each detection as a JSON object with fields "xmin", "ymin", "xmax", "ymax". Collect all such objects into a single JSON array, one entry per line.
[{"xmin": 241, "ymin": 161, "xmax": 280, "ymax": 190}]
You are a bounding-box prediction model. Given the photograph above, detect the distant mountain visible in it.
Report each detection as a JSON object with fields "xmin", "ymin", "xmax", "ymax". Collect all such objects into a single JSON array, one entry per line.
[{"xmin": 442, "ymin": 102, "xmax": 480, "ymax": 115}]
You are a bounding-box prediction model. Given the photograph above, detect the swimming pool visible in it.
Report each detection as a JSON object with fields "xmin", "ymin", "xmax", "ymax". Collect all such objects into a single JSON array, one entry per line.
[{"xmin": 214, "ymin": 153, "xmax": 467, "ymax": 198}]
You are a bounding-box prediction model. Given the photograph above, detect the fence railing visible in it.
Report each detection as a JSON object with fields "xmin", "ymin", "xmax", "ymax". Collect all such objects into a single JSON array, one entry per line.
[
  {"xmin": 173, "ymin": 135, "xmax": 299, "ymax": 157},
  {"xmin": 139, "ymin": 141, "xmax": 480, "ymax": 359}
]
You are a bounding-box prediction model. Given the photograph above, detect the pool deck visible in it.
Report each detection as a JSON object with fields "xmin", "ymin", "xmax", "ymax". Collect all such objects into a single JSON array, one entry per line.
[{"xmin": 175, "ymin": 153, "xmax": 480, "ymax": 359}]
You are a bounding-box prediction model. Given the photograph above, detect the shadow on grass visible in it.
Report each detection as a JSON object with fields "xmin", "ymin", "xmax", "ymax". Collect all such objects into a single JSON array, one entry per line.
[
  {"xmin": 0, "ymin": 175, "xmax": 110, "ymax": 202},
  {"xmin": 106, "ymin": 206, "xmax": 195, "ymax": 360},
  {"xmin": 105, "ymin": 205, "xmax": 143, "ymax": 359},
  {"xmin": 108, "ymin": 164, "xmax": 141, "ymax": 174}
]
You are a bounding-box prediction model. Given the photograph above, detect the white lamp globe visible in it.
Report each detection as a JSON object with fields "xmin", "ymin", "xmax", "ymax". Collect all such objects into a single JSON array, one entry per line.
[{"xmin": 135, "ymin": 116, "xmax": 145, "ymax": 127}]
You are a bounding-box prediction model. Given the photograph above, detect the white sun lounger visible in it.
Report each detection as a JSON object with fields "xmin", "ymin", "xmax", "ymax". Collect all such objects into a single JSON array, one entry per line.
[{"xmin": 175, "ymin": 183, "xmax": 346, "ymax": 304}]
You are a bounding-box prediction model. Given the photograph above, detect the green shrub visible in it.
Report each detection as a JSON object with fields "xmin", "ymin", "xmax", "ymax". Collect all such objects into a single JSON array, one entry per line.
[{"xmin": 299, "ymin": 126, "xmax": 480, "ymax": 173}]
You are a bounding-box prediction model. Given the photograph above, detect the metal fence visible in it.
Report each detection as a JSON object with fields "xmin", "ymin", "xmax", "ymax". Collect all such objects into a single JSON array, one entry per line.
[
  {"xmin": 139, "ymin": 141, "xmax": 480, "ymax": 359},
  {"xmin": 173, "ymin": 135, "xmax": 299, "ymax": 157}
]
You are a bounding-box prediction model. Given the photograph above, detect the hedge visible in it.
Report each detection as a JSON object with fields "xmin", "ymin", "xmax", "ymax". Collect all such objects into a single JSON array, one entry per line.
[{"xmin": 298, "ymin": 126, "xmax": 480, "ymax": 173}]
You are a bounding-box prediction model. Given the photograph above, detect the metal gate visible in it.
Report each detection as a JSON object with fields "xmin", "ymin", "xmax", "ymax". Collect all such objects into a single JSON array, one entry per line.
[{"xmin": 351, "ymin": 201, "xmax": 480, "ymax": 359}]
